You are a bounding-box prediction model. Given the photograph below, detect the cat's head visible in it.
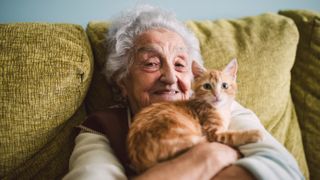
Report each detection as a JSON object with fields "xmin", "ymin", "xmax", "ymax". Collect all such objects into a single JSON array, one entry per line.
[{"xmin": 191, "ymin": 59, "xmax": 238, "ymax": 105}]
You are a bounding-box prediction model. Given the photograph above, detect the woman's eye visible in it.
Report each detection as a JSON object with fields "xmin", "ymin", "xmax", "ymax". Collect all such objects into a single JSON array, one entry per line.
[
  {"xmin": 203, "ymin": 83, "xmax": 212, "ymax": 90},
  {"xmin": 175, "ymin": 63, "xmax": 185, "ymax": 67},
  {"xmin": 144, "ymin": 62, "xmax": 159, "ymax": 67},
  {"xmin": 174, "ymin": 59, "xmax": 187, "ymax": 71},
  {"xmin": 222, "ymin": 82, "xmax": 229, "ymax": 89},
  {"xmin": 142, "ymin": 57, "xmax": 160, "ymax": 70}
]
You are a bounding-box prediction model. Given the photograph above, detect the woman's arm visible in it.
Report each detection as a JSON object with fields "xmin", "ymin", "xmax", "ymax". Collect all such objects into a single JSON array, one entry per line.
[
  {"xmin": 134, "ymin": 141, "xmax": 239, "ymax": 180},
  {"xmin": 227, "ymin": 101, "xmax": 304, "ymax": 180},
  {"xmin": 213, "ymin": 165, "xmax": 255, "ymax": 180},
  {"xmin": 64, "ymin": 132, "xmax": 239, "ymax": 180},
  {"xmin": 63, "ymin": 132, "xmax": 127, "ymax": 180}
]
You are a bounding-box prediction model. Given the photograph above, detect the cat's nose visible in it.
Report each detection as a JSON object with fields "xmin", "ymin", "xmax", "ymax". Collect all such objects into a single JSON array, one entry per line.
[
  {"xmin": 212, "ymin": 96, "xmax": 218, "ymax": 102},
  {"xmin": 212, "ymin": 95, "xmax": 221, "ymax": 102}
]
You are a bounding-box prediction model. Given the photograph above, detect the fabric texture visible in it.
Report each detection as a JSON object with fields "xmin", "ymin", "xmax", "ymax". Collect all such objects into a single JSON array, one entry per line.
[
  {"xmin": 279, "ymin": 10, "xmax": 320, "ymax": 180},
  {"xmin": 0, "ymin": 23, "xmax": 93, "ymax": 179},
  {"xmin": 85, "ymin": 13, "xmax": 309, "ymax": 178}
]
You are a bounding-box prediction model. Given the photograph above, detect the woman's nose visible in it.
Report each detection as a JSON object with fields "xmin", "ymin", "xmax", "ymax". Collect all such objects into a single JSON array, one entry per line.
[{"xmin": 160, "ymin": 64, "xmax": 177, "ymax": 84}]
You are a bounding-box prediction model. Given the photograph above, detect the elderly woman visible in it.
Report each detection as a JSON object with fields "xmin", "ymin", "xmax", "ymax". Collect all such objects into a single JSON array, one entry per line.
[{"xmin": 63, "ymin": 5, "xmax": 303, "ymax": 180}]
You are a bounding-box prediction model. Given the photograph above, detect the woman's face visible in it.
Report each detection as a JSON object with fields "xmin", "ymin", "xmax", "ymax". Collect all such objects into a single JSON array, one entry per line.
[{"xmin": 119, "ymin": 28, "xmax": 194, "ymax": 114}]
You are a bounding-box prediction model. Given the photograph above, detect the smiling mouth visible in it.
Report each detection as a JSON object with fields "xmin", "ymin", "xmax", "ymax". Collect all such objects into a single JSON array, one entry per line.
[{"xmin": 154, "ymin": 90, "xmax": 179, "ymax": 95}]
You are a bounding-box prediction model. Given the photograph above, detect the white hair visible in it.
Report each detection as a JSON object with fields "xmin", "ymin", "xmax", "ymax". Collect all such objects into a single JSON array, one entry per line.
[{"xmin": 104, "ymin": 4, "xmax": 203, "ymax": 85}]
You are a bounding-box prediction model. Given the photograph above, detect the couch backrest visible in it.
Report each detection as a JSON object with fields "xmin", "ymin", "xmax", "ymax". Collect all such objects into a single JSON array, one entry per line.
[
  {"xmin": 280, "ymin": 10, "xmax": 320, "ymax": 180},
  {"xmin": 85, "ymin": 12, "xmax": 309, "ymax": 178}
]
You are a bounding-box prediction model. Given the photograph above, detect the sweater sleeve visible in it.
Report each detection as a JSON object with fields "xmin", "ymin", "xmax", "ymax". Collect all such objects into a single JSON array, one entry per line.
[
  {"xmin": 230, "ymin": 101, "xmax": 304, "ymax": 180},
  {"xmin": 62, "ymin": 132, "xmax": 127, "ymax": 180}
]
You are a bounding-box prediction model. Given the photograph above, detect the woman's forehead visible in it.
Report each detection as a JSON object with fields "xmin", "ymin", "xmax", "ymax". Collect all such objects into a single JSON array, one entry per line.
[
  {"xmin": 134, "ymin": 28, "xmax": 186, "ymax": 47},
  {"xmin": 135, "ymin": 44, "xmax": 187, "ymax": 55}
]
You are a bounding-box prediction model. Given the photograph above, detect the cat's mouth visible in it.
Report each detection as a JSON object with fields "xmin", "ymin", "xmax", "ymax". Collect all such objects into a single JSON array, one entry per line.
[{"xmin": 211, "ymin": 97, "xmax": 222, "ymax": 104}]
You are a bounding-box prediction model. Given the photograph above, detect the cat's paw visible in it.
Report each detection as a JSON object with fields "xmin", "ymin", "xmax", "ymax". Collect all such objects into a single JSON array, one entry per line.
[
  {"xmin": 205, "ymin": 129, "xmax": 217, "ymax": 142},
  {"xmin": 213, "ymin": 129, "xmax": 264, "ymax": 146},
  {"xmin": 202, "ymin": 123, "xmax": 224, "ymax": 142},
  {"xmin": 203, "ymin": 122, "xmax": 224, "ymax": 132},
  {"xmin": 247, "ymin": 129, "xmax": 264, "ymax": 143}
]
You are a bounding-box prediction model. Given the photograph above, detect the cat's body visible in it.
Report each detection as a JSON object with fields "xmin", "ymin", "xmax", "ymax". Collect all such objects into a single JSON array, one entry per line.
[{"xmin": 127, "ymin": 59, "xmax": 263, "ymax": 173}]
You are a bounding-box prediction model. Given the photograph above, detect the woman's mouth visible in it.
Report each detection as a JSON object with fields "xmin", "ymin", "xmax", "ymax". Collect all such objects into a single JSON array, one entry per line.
[
  {"xmin": 151, "ymin": 89, "xmax": 181, "ymax": 102},
  {"xmin": 154, "ymin": 89, "xmax": 179, "ymax": 95}
]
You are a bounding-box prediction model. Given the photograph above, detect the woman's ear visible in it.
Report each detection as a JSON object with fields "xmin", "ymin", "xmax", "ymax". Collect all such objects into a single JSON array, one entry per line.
[
  {"xmin": 116, "ymin": 78, "xmax": 128, "ymax": 97},
  {"xmin": 192, "ymin": 61, "xmax": 207, "ymax": 78},
  {"xmin": 223, "ymin": 58, "xmax": 238, "ymax": 81}
]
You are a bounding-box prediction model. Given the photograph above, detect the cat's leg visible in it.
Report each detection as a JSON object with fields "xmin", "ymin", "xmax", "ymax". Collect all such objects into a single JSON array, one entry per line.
[
  {"xmin": 201, "ymin": 111, "xmax": 227, "ymax": 142},
  {"xmin": 215, "ymin": 129, "xmax": 264, "ymax": 146}
]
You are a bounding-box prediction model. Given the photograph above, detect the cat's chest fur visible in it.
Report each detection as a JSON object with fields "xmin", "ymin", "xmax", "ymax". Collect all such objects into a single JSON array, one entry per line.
[{"xmin": 186, "ymin": 98, "xmax": 232, "ymax": 130}]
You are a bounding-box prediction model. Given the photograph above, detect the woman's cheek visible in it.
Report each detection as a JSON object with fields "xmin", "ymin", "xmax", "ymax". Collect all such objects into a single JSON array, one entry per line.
[
  {"xmin": 178, "ymin": 76, "xmax": 192, "ymax": 93},
  {"xmin": 139, "ymin": 94, "xmax": 151, "ymax": 108}
]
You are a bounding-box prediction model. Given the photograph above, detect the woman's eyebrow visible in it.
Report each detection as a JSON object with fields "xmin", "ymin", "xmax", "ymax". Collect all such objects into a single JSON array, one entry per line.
[
  {"xmin": 136, "ymin": 46, "xmax": 187, "ymax": 54},
  {"xmin": 176, "ymin": 47, "xmax": 187, "ymax": 53},
  {"xmin": 136, "ymin": 46, "xmax": 159, "ymax": 53}
]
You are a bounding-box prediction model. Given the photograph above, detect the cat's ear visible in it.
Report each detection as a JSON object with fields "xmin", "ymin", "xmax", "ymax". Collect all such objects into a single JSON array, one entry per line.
[
  {"xmin": 223, "ymin": 58, "xmax": 238, "ymax": 80},
  {"xmin": 192, "ymin": 61, "xmax": 207, "ymax": 78}
]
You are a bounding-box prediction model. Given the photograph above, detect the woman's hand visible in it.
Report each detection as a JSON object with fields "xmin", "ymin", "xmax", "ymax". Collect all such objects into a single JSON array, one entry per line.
[
  {"xmin": 206, "ymin": 143, "xmax": 255, "ymax": 180},
  {"xmin": 133, "ymin": 141, "xmax": 240, "ymax": 180},
  {"xmin": 204, "ymin": 141, "xmax": 241, "ymax": 171}
]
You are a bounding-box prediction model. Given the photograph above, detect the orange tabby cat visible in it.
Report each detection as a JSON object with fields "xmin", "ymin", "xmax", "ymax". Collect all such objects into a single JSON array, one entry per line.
[{"xmin": 127, "ymin": 59, "xmax": 263, "ymax": 173}]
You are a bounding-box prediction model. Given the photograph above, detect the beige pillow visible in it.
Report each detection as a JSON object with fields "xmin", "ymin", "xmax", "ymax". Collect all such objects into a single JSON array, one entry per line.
[
  {"xmin": 86, "ymin": 13, "xmax": 308, "ymax": 178},
  {"xmin": 0, "ymin": 23, "xmax": 93, "ymax": 179}
]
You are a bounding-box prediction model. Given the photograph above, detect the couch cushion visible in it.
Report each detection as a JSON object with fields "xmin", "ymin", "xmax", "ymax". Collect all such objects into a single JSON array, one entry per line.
[
  {"xmin": 86, "ymin": 13, "xmax": 308, "ymax": 178},
  {"xmin": 279, "ymin": 10, "xmax": 320, "ymax": 180},
  {"xmin": 0, "ymin": 23, "xmax": 93, "ymax": 179}
]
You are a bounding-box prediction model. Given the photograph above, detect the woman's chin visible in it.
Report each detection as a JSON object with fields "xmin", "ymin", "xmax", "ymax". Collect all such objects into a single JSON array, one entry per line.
[{"xmin": 150, "ymin": 93, "xmax": 183, "ymax": 103}]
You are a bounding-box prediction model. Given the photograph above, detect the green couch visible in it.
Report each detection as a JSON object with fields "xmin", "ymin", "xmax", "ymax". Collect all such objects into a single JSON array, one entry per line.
[{"xmin": 0, "ymin": 9, "xmax": 319, "ymax": 180}]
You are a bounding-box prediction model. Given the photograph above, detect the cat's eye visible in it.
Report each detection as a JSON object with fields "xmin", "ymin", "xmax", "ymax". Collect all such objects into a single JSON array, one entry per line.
[
  {"xmin": 203, "ymin": 83, "xmax": 212, "ymax": 90},
  {"xmin": 222, "ymin": 82, "xmax": 229, "ymax": 89}
]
